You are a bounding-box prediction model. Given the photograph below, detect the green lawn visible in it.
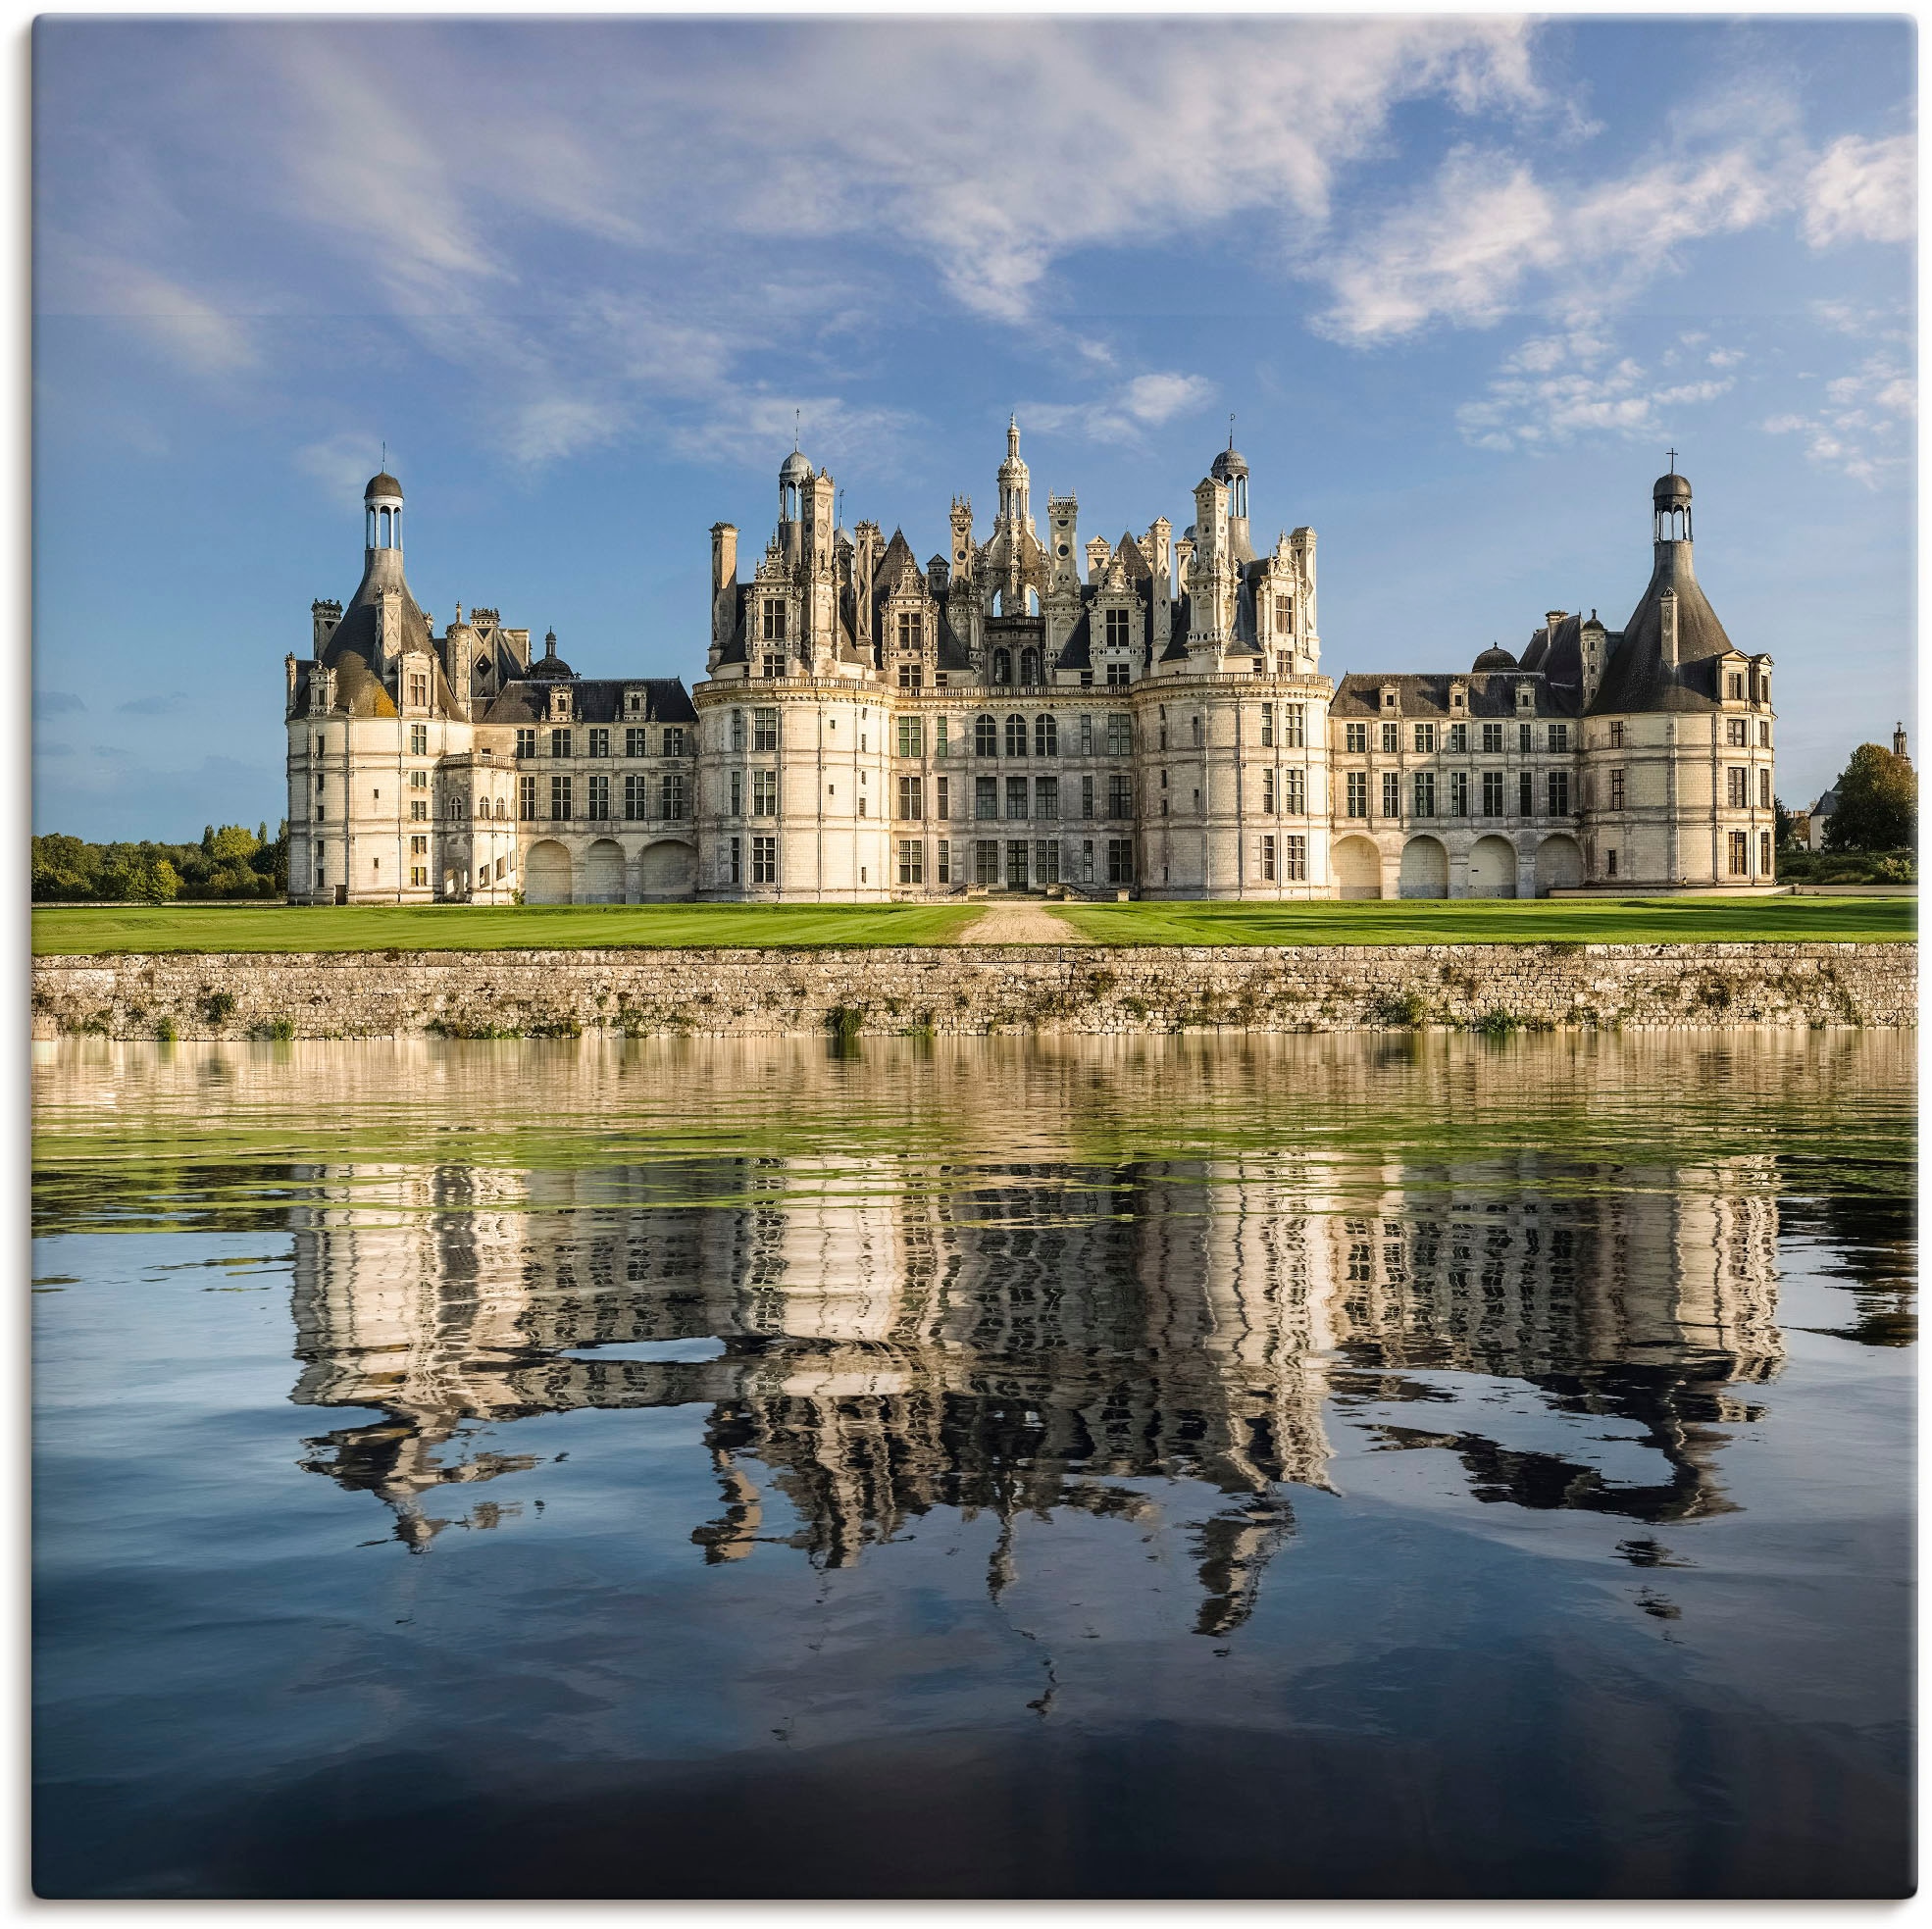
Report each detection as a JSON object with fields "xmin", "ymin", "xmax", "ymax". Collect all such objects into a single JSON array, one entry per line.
[
  {"xmin": 31, "ymin": 901, "xmax": 985, "ymax": 954},
  {"xmin": 30, "ymin": 892, "xmax": 1916, "ymax": 955},
  {"xmin": 1051, "ymin": 895, "xmax": 1916, "ymax": 946}
]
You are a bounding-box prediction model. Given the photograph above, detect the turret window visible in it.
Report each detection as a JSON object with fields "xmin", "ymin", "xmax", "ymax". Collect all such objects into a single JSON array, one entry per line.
[
  {"xmin": 1274, "ymin": 594, "xmax": 1292, "ymax": 633},
  {"xmin": 1286, "ymin": 769, "xmax": 1305, "ymax": 814},
  {"xmin": 1727, "ymin": 673, "xmax": 1745, "ymax": 699},
  {"xmin": 898, "ymin": 662, "xmax": 923, "ymax": 689},
  {"xmin": 897, "ymin": 613, "xmax": 924, "ymax": 650},
  {"xmin": 1727, "ymin": 718, "xmax": 1749, "ymax": 747},
  {"xmin": 753, "ymin": 709, "xmax": 780, "ymax": 751}
]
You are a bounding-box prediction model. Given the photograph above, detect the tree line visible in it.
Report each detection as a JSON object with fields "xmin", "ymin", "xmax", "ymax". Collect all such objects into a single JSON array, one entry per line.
[{"xmin": 32, "ymin": 824, "xmax": 288, "ymax": 902}]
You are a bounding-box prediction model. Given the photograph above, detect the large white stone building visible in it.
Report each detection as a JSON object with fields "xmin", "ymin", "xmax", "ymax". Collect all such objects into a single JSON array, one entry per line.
[{"xmin": 284, "ymin": 431, "xmax": 1777, "ymax": 903}]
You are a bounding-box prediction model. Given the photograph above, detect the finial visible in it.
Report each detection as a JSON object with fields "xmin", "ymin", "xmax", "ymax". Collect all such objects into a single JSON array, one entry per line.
[
  {"xmin": 793, "ymin": 410, "xmax": 800, "ymax": 453},
  {"xmin": 544, "ymin": 627, "xmax": 556, "ymax": 656},
  {"xmin": 1229, "ymin": 412, "xmax": 1236, "ymax": 451},
  {"xmin": 1667, "ymin": 445, "xmax": 1677, "ymax": 472}
]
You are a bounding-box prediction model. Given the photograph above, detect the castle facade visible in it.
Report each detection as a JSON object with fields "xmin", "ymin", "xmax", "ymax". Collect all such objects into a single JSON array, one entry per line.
[{"xmin": 284, "ymin": 430, "xmax": 1777, "ymax": 903}]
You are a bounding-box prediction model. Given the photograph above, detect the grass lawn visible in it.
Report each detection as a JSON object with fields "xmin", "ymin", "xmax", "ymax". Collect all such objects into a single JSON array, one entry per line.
[
  {"xmin": 1050, "ymin": 895, "xmax": 1917, "ymax": 946},
  {"xmin": 32, "ymin": 901, "xmax": 985, "ymax": 955}
]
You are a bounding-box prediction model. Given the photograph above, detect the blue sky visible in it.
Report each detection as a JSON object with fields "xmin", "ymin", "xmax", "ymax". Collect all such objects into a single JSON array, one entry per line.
[{"xmin": 32, "ymin": 15, "xmax": 1915, "ymax": 838}]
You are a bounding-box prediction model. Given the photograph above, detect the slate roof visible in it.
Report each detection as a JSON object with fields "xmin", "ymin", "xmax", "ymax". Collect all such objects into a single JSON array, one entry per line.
[
  {"xmin": 1331, "ymin": 672, "xmax": 1582, "ymax": 720},
  {"xmin": 1589, "ymin": 543, "xmax": 1740, "ymax": 716},
  {"xmin": 480, "ymin": 677, "xmax": 696, "ymax": 727}
]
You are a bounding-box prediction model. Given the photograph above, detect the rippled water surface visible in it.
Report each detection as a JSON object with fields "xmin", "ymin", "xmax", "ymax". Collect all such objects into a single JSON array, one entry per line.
[{"xmin": 32, "ymin": 1032, "xmax": 1914, "ymax": 1898}]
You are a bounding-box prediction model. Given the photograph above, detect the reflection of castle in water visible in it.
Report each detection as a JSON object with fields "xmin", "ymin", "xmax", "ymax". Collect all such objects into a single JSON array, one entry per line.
[{"xmin": 289, "ymin": 1130, "xmax": 1782, "ymax": 1636}]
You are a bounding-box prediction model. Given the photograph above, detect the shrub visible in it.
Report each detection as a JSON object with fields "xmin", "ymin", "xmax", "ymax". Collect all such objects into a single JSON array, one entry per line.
[{"xmin": 197, "ymin": 989, "xmax": 236, "ymax": 1026}]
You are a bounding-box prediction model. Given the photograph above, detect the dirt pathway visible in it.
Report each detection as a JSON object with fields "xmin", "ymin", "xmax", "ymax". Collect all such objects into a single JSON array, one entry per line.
[{"xmin": 959, "ymin": 900, "xmax": 1083, "ymax": 944}]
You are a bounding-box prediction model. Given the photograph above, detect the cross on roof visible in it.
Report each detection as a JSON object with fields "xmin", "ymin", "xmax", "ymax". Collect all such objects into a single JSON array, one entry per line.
[{"xmin": 1667, "ymin": 446, "xmax": 1677, "ymax": 471}]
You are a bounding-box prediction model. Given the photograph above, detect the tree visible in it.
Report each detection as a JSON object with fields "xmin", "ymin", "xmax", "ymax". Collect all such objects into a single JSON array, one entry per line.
[
  {"xmin": 1824, "ymin": 743, "xmax": 1917, "ymax": 852},
  {"xmin": 1773, "ymin": 796, "xmax": 1795, "ymax": 849}
]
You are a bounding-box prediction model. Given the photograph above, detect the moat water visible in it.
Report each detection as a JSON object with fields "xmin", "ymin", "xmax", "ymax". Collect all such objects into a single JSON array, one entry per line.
[{"xmin": 31, "ymin": 1032, "xmax": 1914, "ymax": 1898}]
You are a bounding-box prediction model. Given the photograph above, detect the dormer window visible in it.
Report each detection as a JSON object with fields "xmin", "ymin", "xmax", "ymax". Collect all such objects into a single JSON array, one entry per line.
[
  {"xmin": 1727, "ymin": 672, "xmax": 1745, "ymax": 700},
  {"xmin": 1449, "ymin": 685, "xmax": 1466, "ymax": 712},
  {"xmin": 626, "ymin": 690, "xmax": 643, "ymax": 716},
  {"xmin": 1274, "ymin": 594, "xmax": 1292, "ymax": 633},
  {"xmin": 762, "ymin": 600, "xmax": 787, "ymax": 642},
  {"xmin": 897, "ymin": 612, "xmax": 924, "ymax": 651},
  {"xmin": 1105, "ymin": 608, "xmax": 1132, "ymax": 650},
  {"xmin": 407, "ymin": 671, "xmax": 429, "ymax": 708}
]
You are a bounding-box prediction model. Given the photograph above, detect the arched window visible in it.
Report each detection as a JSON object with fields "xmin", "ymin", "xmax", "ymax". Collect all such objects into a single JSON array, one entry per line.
[
  {"xmin": 1005, "ymin": 714, "xmax": 1029, "ymax": 758},
  {"xmin": 1021, "ymin": 647, "xmax": 1042, "ymax": 685},
  {"xmin": 1035, "ymin": 713, "xmax": 1057, "ymax": 757},
  {"xmin": 1026, "ymin": 587, "xmax": 1041, "ymax": 617},
  {"xmin": 974, "ymin": 713, "xmax": 998, "ymax": 757},
  {"xmin": 495, "ymin": 797, "xmax": 507, "ymax": 820},
  {"xmin": 991, "ymin": 648, "xmax": 1012, "ymax": 685}
]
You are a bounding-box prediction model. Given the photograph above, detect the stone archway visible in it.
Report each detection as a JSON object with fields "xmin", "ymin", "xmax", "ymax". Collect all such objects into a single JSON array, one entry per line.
[
  {"xmin": 1334, "ymin": 835, "xmax": 1382, "ymax": 899},
  {"xmin": 585, "ymin": 838, "xmax": 625, "ymax": 903},
  {"xmin": 639, "ymin": 839, "xmax": 696, "ymax": 899},
  {"xmin": 525, "ymin": 839, "xmax": 572, "ymax": 905},
  {"xmin": 1467, "ymin": 835, "xmax": 1518, "ymax": 898},
  {"xmin": 1535, "ymin": 834, "xmax": 1585, "ymax": 896},
  {"xmin": 1398, "ymin": 836, "xmax": 1449, "ymax": 899}
]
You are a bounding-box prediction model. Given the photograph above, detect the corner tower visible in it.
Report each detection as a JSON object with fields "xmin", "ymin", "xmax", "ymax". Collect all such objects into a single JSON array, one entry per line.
[{"xmin": 1580, "ymin": 464, "xmax": 1775, "ymax": 890}]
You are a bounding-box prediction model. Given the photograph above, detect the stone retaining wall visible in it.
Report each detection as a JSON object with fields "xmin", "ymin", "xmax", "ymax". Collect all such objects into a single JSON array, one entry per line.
[{"xmin": 30, "ymin": 942, "xmax": 1916, "ymax": 1039}]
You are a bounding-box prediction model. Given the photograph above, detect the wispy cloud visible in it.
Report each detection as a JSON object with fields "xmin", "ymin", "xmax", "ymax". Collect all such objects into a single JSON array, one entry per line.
[
  {"xmin": 33, "ymin": 690, "xmax": 85, "ymax": 717},
  {"xmin": 1764, "ymin": 351, "xmax": 1915, "ymax": 486},
  {"xmin": 1022, "ymin": 372, "xmax": 1216, "ymax": 445},
  {"xmin": 1803, "ymin": 134, "xmax": 1914, "ymax": 248},
  {"xmin": 1456, "ymin": 329, "xmax": 1737, "ymax": 452},
  {"xmin": 1312, "ymin": 134, "xmax": 1787, "ymax": 345}
]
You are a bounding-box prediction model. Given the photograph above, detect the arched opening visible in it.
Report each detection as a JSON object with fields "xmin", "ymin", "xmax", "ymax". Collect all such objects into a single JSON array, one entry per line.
[
  {"xmin": 1025, "ymin": 586, "xmax": 1041, "ymax": 617},
  {"xmin": 585, "ymin": 838, "xmax": 625, "ymax": 904},
  {"xmin": 1021, "ymin": 646, "xmax": 1042, "ymax": 685},
  {"xmin": 525, "ymin": 839, "xmax": 572, "ymax": 905},
  {"xmin": 1534, "ymin": 834, "xmax": 1584, "ymax": 897},
  {"xmin": 1467, "ymin": 835, "xmax": 1518, "ymax": 899},
  {"xmin": 1334, "ymin": 835, "xmax": 1382, "ymax": 899},
  {"xmin": 991, "ymin": 648, "xmax": 1012, "ymax": 685},
  {"xmin": 1398, "ymin": 836, "xmax": 1449, "ymax": 899},
  {"xmin": 639, "ymin": 839, "xmax": 697, "ymax": 899}
]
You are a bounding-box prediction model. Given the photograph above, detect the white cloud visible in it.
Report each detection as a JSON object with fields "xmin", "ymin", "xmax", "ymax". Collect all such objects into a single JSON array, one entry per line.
[
  {"xmin": 45, "ymin": 240, "xmax": 258, "ymax": 375},
  {"xmin": 295, "ymin": 433, "xmax": 393, "ymax": 500},
  {"xmin": 1804, "ymin": 134, "xmax": 1914, "ymax": 247},
  {"xmin": 1763, "ymin": 351, "xmax": 1915, "ymax": 486},
  {"xmin": 665, "ymin": 393, "xmax": 920, "ymax": 474},
  {"xmin": 1456, "ymin": 329, "xmax": 1736, "ymax": 452},
  {"xmin": 1314, "ymin": 138, "xmax": 1783, "ymax": 344},
  {"xmin": 1022, "ymin": 372, "xmax": 1216, "ymax": 444}
]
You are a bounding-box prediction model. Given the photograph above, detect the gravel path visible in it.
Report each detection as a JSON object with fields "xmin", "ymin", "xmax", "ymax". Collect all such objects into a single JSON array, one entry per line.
[{"xmin": 959, "ymin": 901, "xmax": 1083, "ymax": 944}]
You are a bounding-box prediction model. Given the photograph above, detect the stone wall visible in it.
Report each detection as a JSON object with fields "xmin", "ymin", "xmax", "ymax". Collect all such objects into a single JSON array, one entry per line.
[{"xmin": 31, "ymin": 942, "xmax": 1915, "ymax": 1040}]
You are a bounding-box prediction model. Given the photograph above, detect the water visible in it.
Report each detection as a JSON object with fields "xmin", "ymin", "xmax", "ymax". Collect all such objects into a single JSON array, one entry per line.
[{"xmin": 31, "ymin": 1032, "xmax": 1914, "ymax": 1899}]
